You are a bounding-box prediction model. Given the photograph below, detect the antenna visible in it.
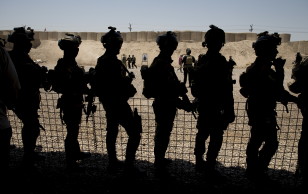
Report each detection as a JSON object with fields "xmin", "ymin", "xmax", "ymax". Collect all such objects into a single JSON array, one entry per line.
[
  {"xmin": 249, "ymin": 24, "xmax": 253, "ymax": 32},
  {"xmin": 128, "ymin": 23, "xmax": 132, "ymax": 32}
]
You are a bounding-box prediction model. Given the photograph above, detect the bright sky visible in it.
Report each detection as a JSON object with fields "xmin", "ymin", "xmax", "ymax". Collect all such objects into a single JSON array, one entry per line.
[{"xmin": 1, "ymin": 0, "xmax": 307, "ymax": 41}]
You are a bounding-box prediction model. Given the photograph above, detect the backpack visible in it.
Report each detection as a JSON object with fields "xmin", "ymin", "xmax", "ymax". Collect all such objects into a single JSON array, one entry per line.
[{"xmin": 140, "ymin": 65, "xmax": 157, "ymax": 99}]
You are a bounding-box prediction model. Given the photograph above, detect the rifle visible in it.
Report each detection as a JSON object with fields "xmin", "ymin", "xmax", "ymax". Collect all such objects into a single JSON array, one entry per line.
[
  {"xmin": 85, "ymin": 90, "xmax": 97, "ymax": 122},
  {"xmin": 181, "ymin": 94, "xmax": 197, "ymax": 119}
]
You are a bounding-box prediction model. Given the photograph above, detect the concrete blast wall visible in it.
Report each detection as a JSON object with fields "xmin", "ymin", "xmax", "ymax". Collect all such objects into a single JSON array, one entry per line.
[{"xmin": 0, "ymin": 30, "xmax": 292, "ymax": 43}]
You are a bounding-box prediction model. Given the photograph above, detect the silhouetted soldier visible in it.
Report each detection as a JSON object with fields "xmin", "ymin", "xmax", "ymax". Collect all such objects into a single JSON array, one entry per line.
[
  {"xmin": 239, "ymin": 31, "xmax": 297, "ymax": 181},
  {"xmin": 289, "ymin": 56, "xmax": 308, "ymax": 186},
  {"xmin": 0, "ymin": 38, "xmax": 20, "ymax": 174},
  {"xmin": 143, "ymin": 31, "xmax": 192, "ymax": 176},
  {"xmin": 191, "ymin": 25, "xmax": 235, "ymax": 180},
  {"xmin": 8, "ymin": 27, "xmax": 45, "ymax": 169},
  {"xmin": 182, "ymin": 48, "xmax": 195, "ymax": 87},
  {"xmin": 53, "ymin": 33, "xmax": 91, "ymax": 172},
  {"xmin": 93, "ymin": 27, "xmax": 142, "ymax": 174}
]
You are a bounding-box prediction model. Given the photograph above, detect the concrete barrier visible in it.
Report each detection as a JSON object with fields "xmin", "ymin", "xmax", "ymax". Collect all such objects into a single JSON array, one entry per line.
[
  {"xmin": 136, "ymin": 31, "xmax": 147, "ymax": 42},
  {"xmin": 225, "ymin": 33, "xmax": 235, "ymax": 43},
  {"xmin": 235, "ymin": 33, "xmax": 247, "ymax": 42},
  {"xmin": 0, "ymin": 30, "xmax": 294, "ymax": 43},
  {"xmin": 146, "ymin": 31, "xmax": 157, "ymax": 42},
  {"xmin": 280, "ymin": 33, "xmax": 291, "ymax": 43},
  {"xmin": 179, "ymin": 31, "xmax": 192, "ymax": 41}
]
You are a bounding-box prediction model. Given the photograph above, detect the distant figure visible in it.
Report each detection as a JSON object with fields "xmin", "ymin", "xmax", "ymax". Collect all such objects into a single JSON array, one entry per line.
[
  {"xmin": 122, "ymin": 54, "xmax": 127, "ymax": 68},
  {"xmin": 293, "ymin": 52, "xmax": 303, "ymax": 66},
  {"xmin": 93, "ymin": 27, "xmax": 142, "ymax": 175},
  {"xmin": 178, "ymin": 54, "xmax": 184, "ymax": 72},
  {"xmin": 131, "ymin": 55, "xmax": 137, "ymax": 68},
  {"xmin": 8, "ymin": 27, "xmax": 45, "ymax": 170},
  {"xmin": 191, "ymin": 25, "xmax": 235, "ymax": 181},
  {"xmin": 289, "ymin": 57, "xmax": 308, "ymax": 186},
  {"xmin": 127, "ymin": 55, "xmax": 132, "ymax": 69},
  {"xmin": 142, "ymin": 31, "xmax": 193, "ymax": 176},
  {"xmin": 239, "ymin": 31, "xmax": 297, "ymax": 181},
  {"xmin": 53, "ymin": 33, "xmax": 91, "ymax": 172},
  {"xmin": 182, "ymin": 48, "xmax": 196, "ymax": 87},
  {"xmin": 0, "ymin": 38, "xmax": 20, "ymax": 174}
]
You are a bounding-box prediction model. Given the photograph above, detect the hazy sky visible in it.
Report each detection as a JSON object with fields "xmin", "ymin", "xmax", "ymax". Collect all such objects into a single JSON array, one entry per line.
[{"xmin": 1, "ymin": 0, "xmax": 307, "ymax": 41}]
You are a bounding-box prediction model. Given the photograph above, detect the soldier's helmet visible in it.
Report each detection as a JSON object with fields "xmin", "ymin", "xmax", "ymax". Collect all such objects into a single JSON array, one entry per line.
[
  {"xmin": 202, "ymin": 25, "xmax": 225, "ymax": 47},
  {"xmin": 252, "ymin": 31, "xmax": 281, "ymax": 50},
  {"xmin": 156, "ymin": 31, "xmax": 178, "ymax": 49},
  {"xmin": 186, "ymin": 48, "xmax": 191, "ymax": 55},
  {"xmin": 8, "ymin": 26, "xmax": 34, "ymax": 43},
  {"xmin": 58, "ymin": 33, "xmax": 82, "ymax": 50},
  {"xmin": 101, "ymin": 26, "xmax": 123, "ymax": 46}
]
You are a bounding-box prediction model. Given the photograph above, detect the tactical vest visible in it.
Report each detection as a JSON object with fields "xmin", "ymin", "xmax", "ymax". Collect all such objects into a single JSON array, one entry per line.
[{"xmin": 187, "ymin": 55, "xmax": 193, "ymax": 63}]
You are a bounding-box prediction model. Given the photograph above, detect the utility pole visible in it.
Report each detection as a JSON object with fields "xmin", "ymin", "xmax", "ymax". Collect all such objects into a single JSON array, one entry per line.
[
  {"xmin": 128, "ymin": 23, "xmax": 132, "ymax": 32},
  {"xmin": 249, "ymin": 24, "xmax": 253, "ymax": 32}
]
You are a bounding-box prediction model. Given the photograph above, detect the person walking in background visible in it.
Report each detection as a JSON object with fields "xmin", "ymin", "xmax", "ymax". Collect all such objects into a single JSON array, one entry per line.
[
  {"xmin": 177, "ymin": 54, "xmax": 184, "ymax": 72},
  {"xmin": 182, "ymin": 48, "xmax": 195, "ymax": 87},
  {"xmin": 289, "ymin": 56, "xmax": 308, "ymax": 188},
  {"xmin": 121, "ymin": 54, "xmax": 127, "ymax": 69},
  {"xmin": 131, "ymin": 54, "xmax": 137, "ymax": 69},
  {"xmin": 93, "ymin": 27, "xmax": 142, "ymax": 175},
  {"xmin": 127, "ymin": 55, "xmax": 132, "ymax": 69},
  {"xmin": 52, "ymin": 33, "xmax": 91, "ymax": 172},
  {"xmin": 191, "ymin": 25, "xmax": 235, "ymax": 181},
  {"xmin": 0, "ymin": 38, "xmax": 20, "ymax": 175},
  {"xmin": 239, "ymin": 31, "xmax": 297, "ymax": 182},
  {"xmin": 8, "ymin": 27, "xmax": 45, "ymax": 170}
]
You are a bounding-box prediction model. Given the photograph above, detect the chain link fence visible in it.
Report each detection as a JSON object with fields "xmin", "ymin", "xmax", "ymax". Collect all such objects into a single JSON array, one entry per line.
[{"xmin": 8, "ymin": 91, "xmax": 303, "ymax": 185}]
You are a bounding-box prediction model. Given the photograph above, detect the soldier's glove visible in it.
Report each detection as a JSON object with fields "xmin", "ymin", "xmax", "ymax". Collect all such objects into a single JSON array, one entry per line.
[
  {"xmin": 127, "ymin": 84, "xmax": 137, "ymax": 98},
  {"xmin": 273, "ymin": 57, "xmax": 286, "ymax": 70},
  {"xmin": 176, "ymin": 97, "xmax": 192, "ymax": 112},
  {"xmin": 178, "ymin": 82, "xmax": 188, "ymax": 97}
]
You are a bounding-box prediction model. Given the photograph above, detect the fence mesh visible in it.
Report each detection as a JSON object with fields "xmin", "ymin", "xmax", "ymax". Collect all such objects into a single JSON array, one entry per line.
[{"xmin": 8, "ymin": 91, "xmax": 303, "ymax": 182}]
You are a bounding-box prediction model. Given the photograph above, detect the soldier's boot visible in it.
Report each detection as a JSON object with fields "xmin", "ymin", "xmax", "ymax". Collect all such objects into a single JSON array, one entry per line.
[{"xmin": 195, "ymin": 155, "xmax": 206, "ymax": 172}]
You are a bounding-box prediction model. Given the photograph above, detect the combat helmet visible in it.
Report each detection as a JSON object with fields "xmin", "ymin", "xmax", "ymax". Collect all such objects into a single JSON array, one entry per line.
[
  {"xmin": 58, "ymin": 33, "xmax": 82, "ymax": 50},
  {"xmin": 8, "ymin": 26, "xmax": 34, "ymax": 43},
  {"xmin": 156, "ymin": 31, "xmax": 178, "ymax": 49},
  {"xmin": 101, "ymin": 26, "xmax": 123, "ymax": 46},
  {"xmin": 252, "ymin": 31, "xmax": 281, "ymax": 50},
  {"xmin": 202, "ymin": 25, "xmax": 225, "ymax": 47},
  {"xmin": 186, "ymin": 48, "xmax": 191, "ymax": 55}
]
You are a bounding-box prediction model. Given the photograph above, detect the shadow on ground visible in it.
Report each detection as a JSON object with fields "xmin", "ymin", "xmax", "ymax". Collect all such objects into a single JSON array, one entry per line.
[{"xmin": 3, "ymin": 147, "xmax": 305, "ymax": 194}]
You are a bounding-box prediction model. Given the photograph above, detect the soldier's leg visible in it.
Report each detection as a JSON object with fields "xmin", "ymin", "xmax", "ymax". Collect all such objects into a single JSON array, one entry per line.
[
  {"xmin": 183, "ymin": 67, "xmax": 188, "ymax": 85},
  {"xmin": 153, "ymin": 101, "xmax": 176, "ymax": 167},
  {"xmin": 194, "ymin": 120, "xmax": 210, "ymax": 170},
  {"xmin": 206, "ymin": 128, "xmax": 224, "ymax": 170},
  {"xmin": 106, "ymin": 112, "xmax": 120, "ymax": 164},
  {"xmin": 63, "ymin": 104, "xmax": 83, "ymax": 166},
  {"xmin": 246, "ymin": 125, "xmax": 264, "ymax": 176},
  {"xmin": 120, "ymin": 103, "xmax": 141, "ymax": 165},
  {"xmin": 0, "ymin": 127, "xmax": 12, "ymax": 171},
  {"xmin": 259, "ymin": 124, "xmax": 278, "ymax": 172},
  {"xmin": 299, "ymin": 116, "xmax": 308, "ymax": 183},
  {"xmin": 21, "ymin": 113, "xmax": 41, "ymax": 167}
]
